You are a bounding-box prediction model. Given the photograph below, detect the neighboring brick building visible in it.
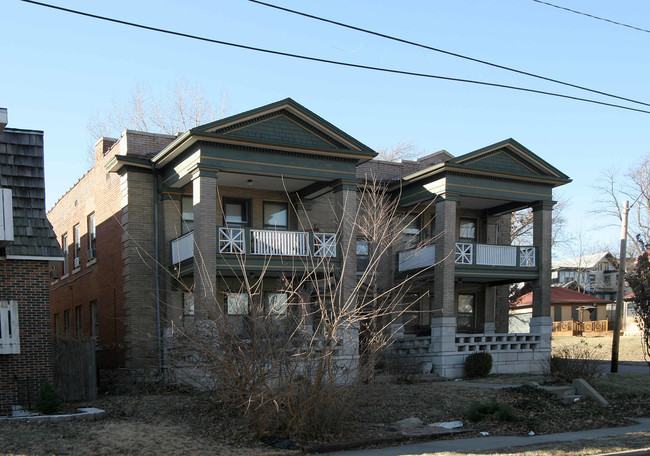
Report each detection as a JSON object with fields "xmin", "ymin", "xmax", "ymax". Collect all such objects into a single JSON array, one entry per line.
[
  {"xmin": 48, "ymin": 98, "xmax": 570, "ymax": 380},
  {"xmin": 0, "ymin": 108, "xmax": 63, "ymax": 413}
]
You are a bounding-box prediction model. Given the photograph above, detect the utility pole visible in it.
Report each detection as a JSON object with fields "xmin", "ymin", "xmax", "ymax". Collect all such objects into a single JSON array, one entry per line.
[{"xmin": 611, "ymin": 200, "xmax": 629, "ymax": 373}]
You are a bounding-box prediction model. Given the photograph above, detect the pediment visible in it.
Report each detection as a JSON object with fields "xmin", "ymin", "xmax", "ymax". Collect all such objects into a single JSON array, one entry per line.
[
  {"xmin": 191, "ymin": 98, "xmax": 376, "ymax": 158},
  {"xmin": 450, "ymin": 139, "xmax": 569, "ymax": 180}
]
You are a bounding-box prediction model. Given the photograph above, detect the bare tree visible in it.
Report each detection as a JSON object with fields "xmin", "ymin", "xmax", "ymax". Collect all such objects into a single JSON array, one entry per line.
[
  {"xmin": 375, "ymin": 141, "xmax": 418, "ymax": 162},
  {"xmin": 510, "ymin": 192, "xmax": 568, "ymax": 247},
  {"xmin": 87, "ymin": 79, "xmax": 229, "ymax": 164},
  {"xmin": 592, "ymin": 156, "xmax": 650, "ymax": 258}
]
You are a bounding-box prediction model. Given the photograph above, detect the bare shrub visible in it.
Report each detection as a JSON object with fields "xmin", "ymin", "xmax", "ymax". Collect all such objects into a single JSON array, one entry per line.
[
  {"xmin": 163, "ymin": 177, "xmax": 438, "ymax": 439},
  {"xmin": 547, "ymin": 339, "xmax": 602, "ymax": 381}
]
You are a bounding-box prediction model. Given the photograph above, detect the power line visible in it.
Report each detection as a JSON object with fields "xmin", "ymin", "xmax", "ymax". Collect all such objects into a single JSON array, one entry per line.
[
  {"xmin": 532, "ymin": 0, "xmax": 650, "ymax": 34},
  {"xmin": 20, "ymin": 0, "xmax": 650, "ymax": 115},
  {"xmin": 249, "ymin": 0, "xmax": 650, "ymax": 108}
]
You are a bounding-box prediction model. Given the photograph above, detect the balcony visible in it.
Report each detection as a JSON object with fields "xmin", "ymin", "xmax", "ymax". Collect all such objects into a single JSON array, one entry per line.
[
  {"xmin": 171, "ymin": 228, "xmax": 337, "ymax": 264},
  {"xmin": 455, "ymin": 243, "xmax": 536, "ymax": 268},
  {"xmin": 396, "ymin": 242, "xmax": 537, "ymax": 279},
  {"xmin": 398, "ymin": 245, "xmax": 435, "ymax": 272}
]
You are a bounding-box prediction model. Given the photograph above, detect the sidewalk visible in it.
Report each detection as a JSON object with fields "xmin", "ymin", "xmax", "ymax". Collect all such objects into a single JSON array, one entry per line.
[{"xmin": 319, "ymin": 418, "xmax": 650, "ymax": 456}]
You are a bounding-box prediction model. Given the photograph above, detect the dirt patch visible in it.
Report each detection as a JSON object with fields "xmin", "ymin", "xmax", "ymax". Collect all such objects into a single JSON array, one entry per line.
[{"xmin": 2, "ymin": 377, "xmax": 650, "ymax": 455}]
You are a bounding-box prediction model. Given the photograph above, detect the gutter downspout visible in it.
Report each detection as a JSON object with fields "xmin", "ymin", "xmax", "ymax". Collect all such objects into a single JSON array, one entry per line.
[{"xmin": 152, "ymin": 163, "xmax": 164, "ymax": 379}]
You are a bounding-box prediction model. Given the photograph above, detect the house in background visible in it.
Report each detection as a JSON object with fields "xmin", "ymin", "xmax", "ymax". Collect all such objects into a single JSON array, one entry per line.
[
  {"xmin": 47, "ymin": 98, "xmax": 570, "ymax": 381},
  {"xmin": 0, "ymin": 108, "xmax": 63, "ymax": 413},
  {"xmin": 510, "ymin": 287, "xmax": 613, "ymax": 336},
  {"xmin": 552, "ymin": 251, "xmax": 619, "ymax": 301}
]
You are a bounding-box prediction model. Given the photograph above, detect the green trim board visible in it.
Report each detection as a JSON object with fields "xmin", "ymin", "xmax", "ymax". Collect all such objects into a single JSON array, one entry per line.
[
  {"xmin": 172, "ymin": 257, "xmax": 341, "ymax": 277},
  {"xmin": 160, "ymin": 141, "xmax": 359, "ymax": 187},
  {"xmin": 454, "ymin": 265, "xmax": 539, "ymax": 281}
]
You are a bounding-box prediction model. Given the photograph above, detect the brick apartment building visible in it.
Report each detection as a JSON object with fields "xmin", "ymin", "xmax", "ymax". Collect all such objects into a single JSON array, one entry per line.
[
  {"xmin": 48, "ymin": 98, "xmax": 570, "ymax": 379},
  {"xmin": 0, "ymin": 108, "xmax": 63, "ymax": 412}
]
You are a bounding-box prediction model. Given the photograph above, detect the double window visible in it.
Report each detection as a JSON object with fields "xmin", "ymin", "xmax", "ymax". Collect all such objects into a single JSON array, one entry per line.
[{"xmin": 225, "ymin": 292, "xmax": 289, "ymax": 316}]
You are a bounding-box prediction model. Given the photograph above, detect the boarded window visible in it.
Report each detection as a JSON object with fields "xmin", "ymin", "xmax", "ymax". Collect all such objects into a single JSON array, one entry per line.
[{"xmin": 0, "ymin": 300, "xmax": 20, "ymax": 354}]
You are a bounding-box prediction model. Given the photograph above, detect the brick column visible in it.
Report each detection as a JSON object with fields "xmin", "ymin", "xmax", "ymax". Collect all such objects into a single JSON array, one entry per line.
[
  {"xmin": 483, "ymin": 216, "xmax": 499, "ymax": 333},
  {"xmin": 433, "ymin": 197, "xmax": 457, "ymax": 317},
  {"xmin": 334, "ymin": 183, "xmax": 358, "ymax": 357},
  {"xmin": 431, "ymin": 196, "xmax": 458, "ymax": 377},
  {"xmin": 191, "ymin": 168, "xmax": 218, "ymax": 317},
  {"xmin": 531, "ymin": 201, "xmax": 554, "ymax": 351},
  {"xmin": 161, "ymin": 195, "xmax": 184, "ymax": 326}
]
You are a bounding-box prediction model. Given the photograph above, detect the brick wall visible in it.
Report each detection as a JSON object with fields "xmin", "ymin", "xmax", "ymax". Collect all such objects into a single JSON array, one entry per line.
[
  {"xmin": 0, "ymin": 259, "xmax": 52, "ymax": 413},
  {"xmin": 48, "ymin": 130, "xmax": 175, "ymax": 372}
]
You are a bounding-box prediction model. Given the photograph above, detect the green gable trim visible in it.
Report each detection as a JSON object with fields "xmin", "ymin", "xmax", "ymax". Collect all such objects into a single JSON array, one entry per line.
[
  {"xmin": 461, "ymin": 148, "xmax": 542, "ymax": 177},
  {"xmin": 449, "ymin": 138, "xmax": 570, "ymax": 181}
]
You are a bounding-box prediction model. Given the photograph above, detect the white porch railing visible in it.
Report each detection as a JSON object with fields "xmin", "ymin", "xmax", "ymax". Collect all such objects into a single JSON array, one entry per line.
[
  {"xmin": 455, "ymin": 243, "xmax": 536, "ymax": 267},
  {"xmin": 171, "ymin": 231, "xmax": 194, "ymax": 264},
  {"xmin": 398, "ymin": 244, "xmax": 435, "ymax": 272},
  {"xmin": 172, "ymin": 228, "xmax": 338, "ymax": 262},
  {"xmin": 250, "ymin": 229, "xmax": 309, "ymax": 256}
]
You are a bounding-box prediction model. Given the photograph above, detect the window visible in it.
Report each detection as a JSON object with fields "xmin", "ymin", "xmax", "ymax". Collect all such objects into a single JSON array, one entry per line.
[
  {"xmin": 75, "ymin": 305, "xmax": 83, "ymax": 334},
  {"xmin": 459, "ymin": 218, "xmax": 476, "ymax": 240},
  {"xmin": 87, "ymin": 213, "xmax": 96, "ymax": 259},
  {"xmin": 263, "ymin": 202, "xmax": 288, "ymax": 230},
  {"xmin": 62, "ymin": 233, "xmax": 69, "ymax": 273},
  {"xmin": 402, "ymin": 214, "xmax": 420, "ymax": 249},
  {"xmin": 223, "ymin": 198, "xmax": 249, "ymax": 228},
  {"xmin": 73, "ymin": 224, "xmax": 81, "ymax": 268},
  {"xmin": 64, "ymin": 309, "xmax": 71, "ymax": 335},
  {"xmin": 181, "ymin": 196, "xmax": 194, "ymax": 234},
  {"xmin": 356, "ymin": 240, "xmax": 369, "ymax": 272},
  {"xmin": 0, "ymin": 300, "xmax": 20, "ymax": 354},
  {"xmin": 90, "ymin": 301, "xmax": 98, "ymax": 343},
  {"xmin": 457, "ymin": 294, "xmax": 475, "ymax": 332},
  {"xmin": 266, "ymin": 293, "xmax": 288, "ymax": 316},
  {"xmin": 553, "ymin": 305, "xmax": 562, "ymax": 322},
  {"xmin": 226, "ymin": 293, "xmax": 249, "ymax": 315}
]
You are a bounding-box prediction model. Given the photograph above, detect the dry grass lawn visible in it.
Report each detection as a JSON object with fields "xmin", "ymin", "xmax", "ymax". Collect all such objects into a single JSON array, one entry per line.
[{"xmin": 552, "ymin": 334, "xmax": 647, "ymax": 362}]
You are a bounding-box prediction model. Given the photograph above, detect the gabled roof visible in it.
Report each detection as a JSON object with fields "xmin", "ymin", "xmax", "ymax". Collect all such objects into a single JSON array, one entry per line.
[
  {"xmin": 512, "ymin": 287, "xmax": 614, "ymax": 307},
  {"xmin": 448, "ymin": 138, "xmax": 570, "ymax": 182},
  {"xmin": 399, "ymin": 138, "xmax": 571, "ymax": 187},
  {"xmin": 152, "ymin": 98, "xmax": 376, "ymax": 168},
  {"xmin": 553, "ymin": 251, "xmax": 615, "ymax": 270},
  {"xmin": 1, "ymin": 128, "xmax": 63, "ymax": 260}
]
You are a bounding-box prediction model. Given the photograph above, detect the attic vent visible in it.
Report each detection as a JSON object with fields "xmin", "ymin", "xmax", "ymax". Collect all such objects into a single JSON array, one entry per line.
[{"xmin": 0, "ymin": 189, "xmax": 14, "ymax": 244}]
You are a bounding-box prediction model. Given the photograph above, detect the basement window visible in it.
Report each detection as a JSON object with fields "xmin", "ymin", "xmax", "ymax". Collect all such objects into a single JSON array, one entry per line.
[{"xmin": 0, "ymin": 300, "xmax": 20, "ymax": 354}]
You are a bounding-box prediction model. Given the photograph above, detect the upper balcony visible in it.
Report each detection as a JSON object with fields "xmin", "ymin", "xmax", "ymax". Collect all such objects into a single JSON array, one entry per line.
[
  {"xmin": 171, "ymin": 227, "xmax": 337, "ymax": 273},
  {"xmin": 398, "ymin": 242, "xmax": 538, "ymax": 281}
]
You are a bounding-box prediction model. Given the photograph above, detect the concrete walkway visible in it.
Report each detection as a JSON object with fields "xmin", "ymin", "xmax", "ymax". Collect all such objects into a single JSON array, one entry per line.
[{"xmin": 320, "ymin": 418, "xmax": 650, "ymax": 455}]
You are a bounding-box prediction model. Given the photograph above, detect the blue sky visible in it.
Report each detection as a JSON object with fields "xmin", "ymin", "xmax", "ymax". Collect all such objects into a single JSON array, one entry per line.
[{"xmin": 2, "ymin": 0, "xmax": 650, "ymax": 257}]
